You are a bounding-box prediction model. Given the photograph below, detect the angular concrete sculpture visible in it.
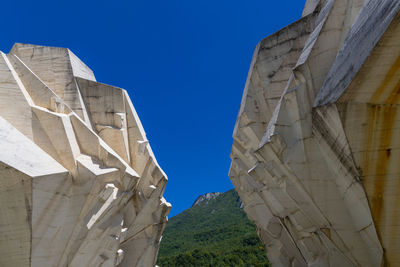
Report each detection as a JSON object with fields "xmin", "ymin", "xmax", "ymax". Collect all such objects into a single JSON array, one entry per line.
[
  {"xmin": 0, "ymin": 43, "xmax": 171, "ymax": 266},
  {"xmin": 230, "ymin": 0, "xmax": 400, "ymax": 266}
]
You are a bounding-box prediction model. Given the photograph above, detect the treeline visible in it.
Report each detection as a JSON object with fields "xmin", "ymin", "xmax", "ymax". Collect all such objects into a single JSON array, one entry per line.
[{"xmin": 157, "ymin": 233, "xmax": 268, "ymax": 267}]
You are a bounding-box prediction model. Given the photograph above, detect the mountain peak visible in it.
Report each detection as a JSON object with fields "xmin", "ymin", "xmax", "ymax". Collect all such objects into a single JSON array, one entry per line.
[
  {"xmin": 157, "ymin": 189, "xmax": 269, "ymax": 266},
  {"xmin": 192, "ymin": 192, "xmax": 222, "ymax": 207}
]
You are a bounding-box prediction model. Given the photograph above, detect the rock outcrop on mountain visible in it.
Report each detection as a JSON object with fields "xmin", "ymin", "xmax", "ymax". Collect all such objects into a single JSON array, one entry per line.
[
  {"xmin": 0, "ymin": 43, "xmax": 170, "ymax": 267},
  {"xmin": 229, "ymin": 0, "xmax": 400, "ymax": 266},
  {"xmin": 192, "ymin": 192, "xmax": 222, "ymax": 207}
]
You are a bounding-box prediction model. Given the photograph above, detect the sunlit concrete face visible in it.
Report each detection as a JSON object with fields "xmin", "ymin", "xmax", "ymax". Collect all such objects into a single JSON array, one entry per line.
[
  {"xmin": 230, "ymin": 0, "xmax": 400, "ymax": 266},
  {"xmin": 0, "ymin": 43, "xmax": 170, "ymax": 267}
]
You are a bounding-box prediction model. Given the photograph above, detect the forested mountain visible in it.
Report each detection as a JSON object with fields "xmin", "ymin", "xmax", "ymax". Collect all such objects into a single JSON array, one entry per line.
[{"xmin": 157, "ymin": 189, "xmax": 269, "ymax": 266}]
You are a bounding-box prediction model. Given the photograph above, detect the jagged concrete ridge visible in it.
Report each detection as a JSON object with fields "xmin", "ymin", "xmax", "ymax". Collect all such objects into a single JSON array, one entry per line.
[
  {"xmin": 230, "ymin": 0, "xmax": 400, "ymax": 266},
  {"xmin": 0, "ymin": 43, "xmax": 171, "ymax": 267}
]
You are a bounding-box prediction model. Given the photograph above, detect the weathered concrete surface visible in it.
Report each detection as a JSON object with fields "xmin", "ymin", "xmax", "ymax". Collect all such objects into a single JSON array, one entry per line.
[
  {"xmin": 0, "ymin": 43, "xmax": 170, "ymax": 267},
  {"xmin": 230, "ymin": 0, "xmax": 400, "ymax": 266}
]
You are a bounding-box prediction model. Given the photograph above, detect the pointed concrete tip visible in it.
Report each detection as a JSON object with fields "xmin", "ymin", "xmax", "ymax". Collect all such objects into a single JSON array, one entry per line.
[
  {"xmin": 10, "ymin": 42, "xmax": 68, "ymax": 54},
  {"xmin": 9, "ymin": 42, "xmax": 96, "ymax": 82}
]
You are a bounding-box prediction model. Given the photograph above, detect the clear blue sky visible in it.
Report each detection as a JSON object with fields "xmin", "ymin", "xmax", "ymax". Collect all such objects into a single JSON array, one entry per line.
[{"xmin": 0, "ymin": 0, "xmax": 306, "ymax": 216}]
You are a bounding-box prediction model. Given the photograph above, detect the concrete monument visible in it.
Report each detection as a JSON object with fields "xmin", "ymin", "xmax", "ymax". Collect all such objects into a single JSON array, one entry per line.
[
  {"xmin": 0, "ymin": 43, "xmax": 170, "ymax": 266},
  {"xmin": 230, "ymin": 0, "xmax": 400, "ymax": 266}
]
